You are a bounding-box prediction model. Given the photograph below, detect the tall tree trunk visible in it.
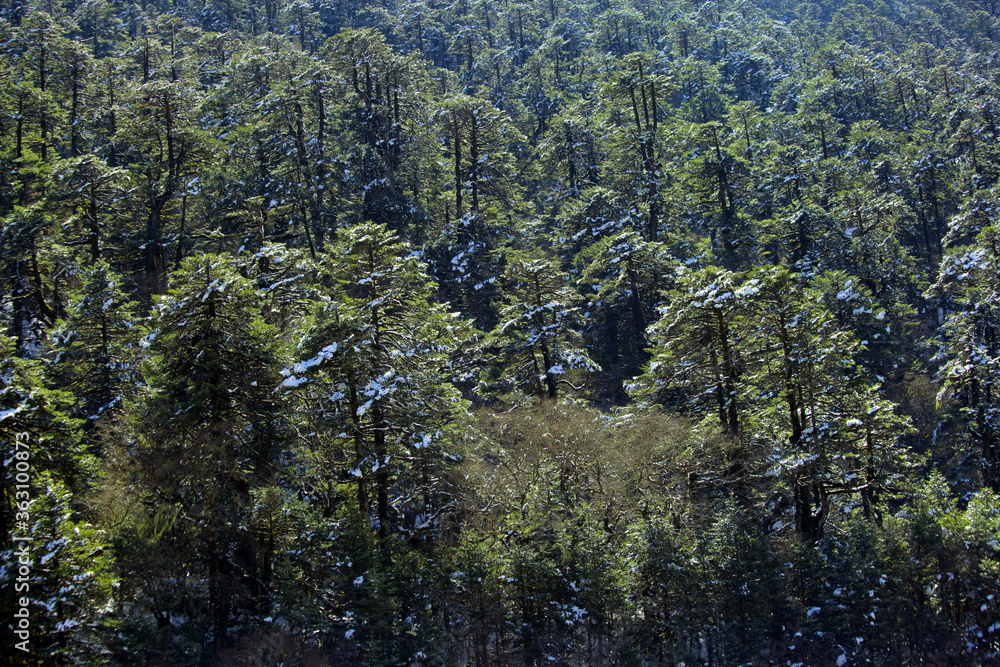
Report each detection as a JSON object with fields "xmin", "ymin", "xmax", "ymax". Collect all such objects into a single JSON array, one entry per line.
[
  {"xmin": 716, "ymin": 309, "xmax": 738, "ymax": 434},
  {"xmin": 454, "ymin": 117, "xmax": 463, "ymax": 221},
  {"xmin": 470, "ymin": 115, "xmax": 480, "ymax": 216},
  {"xmin": 348, "ymin": 371, "xmax": 371, "ymax": 527},
  {"xmin": 373, "ymin": 401, "xmax": 391, "ymax": 556}
]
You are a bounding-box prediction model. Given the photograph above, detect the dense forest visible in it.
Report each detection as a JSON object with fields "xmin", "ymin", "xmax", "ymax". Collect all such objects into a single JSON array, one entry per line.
[{"xmin": 1, "ymin": 0, "xmax": 999, "ymax": 663}]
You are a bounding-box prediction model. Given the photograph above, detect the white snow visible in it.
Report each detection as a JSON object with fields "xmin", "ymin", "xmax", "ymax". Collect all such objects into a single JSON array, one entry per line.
[{"xmin": 292, "ymin": 342, "xmax": 339, "ymax": 374}]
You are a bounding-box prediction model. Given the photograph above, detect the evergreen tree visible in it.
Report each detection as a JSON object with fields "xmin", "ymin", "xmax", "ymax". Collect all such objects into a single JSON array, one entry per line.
[
  {"xmin": 47, "ymin": 260, "xmax": 138, "ymax": 450},
  {"xmin": 0, "ymin": 333, "xmax": 111, "ymax": 665},
  {"xmin": 743, "ymin": 267, "xmax": 914, "ymax": 540},
  {"xmin": 114, "ymin": 43, "xmax": 213, "ymax": 294},
  {"xmin": 45, "ymin": 156, "xmax": 131, "ymax": 263},
  {"xmin": 428, "ymin": 93, "xmax": 523, "ymax": 328},
  {"xmin": 638, "ymin": 264, "xmax": 747, "ymax": 435},
  {"xmin": 116, "ymin": 254, "xmax": 287, "ymax": 657},
  {"xmin": 281, "ymin": 222, "xmax": 469, "ymax": 553},
  {"xmin": 930, "ymin": 184, "xmax": 1000, "ymax": 491},
  {"xmin": 484, "ymin": 253, "xmax": 597, "ymax": 399},
  {"xmin": 578, "ymin": 229, "xmax": 666, "ymax": 388}
]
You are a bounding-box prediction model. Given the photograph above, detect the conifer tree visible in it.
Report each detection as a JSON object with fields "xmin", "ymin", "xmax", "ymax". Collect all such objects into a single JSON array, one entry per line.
[
  {"xmin": 930, "ymin": 185, "xmax": 1000, "ymax": 491},
  {"xmin": 0, "ymin": 334, "xmax": 113, "ymax": 665},
  {"xmin": 638, "ymin": 264, "xmax": 747, "ymax": 435},
  {"xmin": 579, "ymin": 229, "xmax": 666, "ymax": 388},
  {"xmin": 281, "ymin": 222, "xmax": 469, "ymax": 553},
  {"xmin": 48, "ymin": 260, "xmax": 138, "ymax": 449},
  {"xmin": 118, "ymin": 254, "xmax": 287, "ymax": 655},
  {"xmin": 484, "ymin": 253, "xmax": 597, "ymax": 399},
  {"xmin": 429, "ymin": 93, "xmax": 522, "ymax": 328},
  {"xmin": 743, "ymin": 267, "xmax": 914, "ymax": 540}
]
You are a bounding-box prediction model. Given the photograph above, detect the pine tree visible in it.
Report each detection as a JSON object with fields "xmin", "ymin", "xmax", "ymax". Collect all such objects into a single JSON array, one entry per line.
[
  {"xmin": 46, "ymin": 156, "xmax": 130, "ymax": 263},
  {"xmin": 484, "ymin": 253, "xmax": 597, "ymax": 399},
  {"xmin": 114, "ymin": 43, "xmax": 213, "ymax": 295},
  {"xmin": 602, "ymin": 52, "xmax": 670, "ymax": 242},
  {"xmin": 428, "ymin": 93, "xmax": 523, "ymax": 328},
  {"xmin": 743, "ymin": 267, "xmax": 914, "ymax": 540},
  {"xmin": 0, "ymin": 334, "xmax": 110, "ymax": 664},
  {"xmin": 47, "ymin": 260, "xmax": 138, "ymax": 450},
  {"xmin": 637, "ymin": 264, "xmax": 747, "ymax": 435},
  {"xmin": 117, "ymin": 254, "xmax": 288, "ymax": 656},
  {"xmin": 930, "ymin": 184, "xmax": 1000, "ymax": 491},
  {"xmin": 281, "ymin": 222, "xmax": 469, "ymax": 554},
  {"xmin": 578, "ymin": 229, "xmax": 666, "ymax": 392}
]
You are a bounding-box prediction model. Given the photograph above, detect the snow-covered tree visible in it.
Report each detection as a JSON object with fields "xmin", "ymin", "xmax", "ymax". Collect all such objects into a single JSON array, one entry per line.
[
  {"xmin": 930, "ymin": 185, "xmax": 1000, "ymax": 491},
  {"xmin": 117, "ymin": 254, "xmax": 288, "ymax": 655},
  {"xmin": 48, "ymin": 260, "xmax": 138, "ymax": 447},
  {"xmin": 484, "ymin": 253, "xmax": 597, "ymax": 399},
  {"xmin": 579, "ymin": 229, "xmax": 668, "ymax": 382},
  {"xmin": 743, "ymin": 267, "xmax": 914, "ymax": 540},
  {"xmin": 281, "ymin": 222, "xmax": 469, "ymax": 552},
  {"xmin": 636, "ymin": 265, "xmax": 748, "ymax": 435}
]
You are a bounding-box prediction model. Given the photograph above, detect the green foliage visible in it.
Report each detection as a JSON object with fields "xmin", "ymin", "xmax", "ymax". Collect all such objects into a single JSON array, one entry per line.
[
  {"xmin": 47, "ymin": 260, "xmax": 139, "ymax": 444},
  {"xmin": 578, "ymin": 229, "xmax": 668, "ymax": 386},
  {"xmin": 0, "ymin": 335, "xmax": 85, "ymax": 485},
  {"xmin": 930, "ymin": 184, "xmax": 1000, "ymax": 490},
  {"xmin": 0, "ymin": 337, "xmax": 98, "ymax": 666},
  {"xmin": 3, "ymin": 0, "xmax": 1000, "ymax": 662},
  {"xmin": 107, "ymin": 253, "xmax": 290, "ymax": 657},
  {"xmin": 281, "ymin": 221, "xmax": 470, "ymax": 551},
  {"xmin": 903, "ymin": 474, "xmax": 1000, "ymax": 659},
  {"xmin": 483, "ymin": 252, "xmax": 597, "ymax": 400},
  {"xmin": 7, "ymin": 477, "xmax": 117, "ymax": 666},
  {"xmin": 636, "ymin": 264, "xmax": 748, "ymax": 431}
]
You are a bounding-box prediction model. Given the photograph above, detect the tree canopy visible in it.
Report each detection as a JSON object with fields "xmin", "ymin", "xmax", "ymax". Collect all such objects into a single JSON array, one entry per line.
[{"xmin": 2, "ymin": 0, "xmax": 1000, "ymax": 663}]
